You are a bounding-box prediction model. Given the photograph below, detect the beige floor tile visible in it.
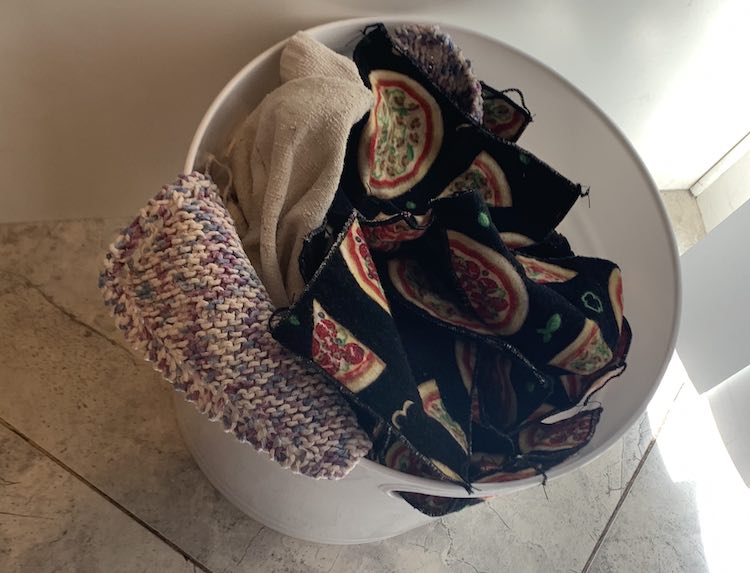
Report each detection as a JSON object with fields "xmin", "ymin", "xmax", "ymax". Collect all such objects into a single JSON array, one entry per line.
[
  {"xmin": 0, "ymin": 219, "xmax": 687, "ymax": 572},
  {"xmin": 0, "ymin": 425, "xmax": 194, "ymax": 573},
  {"xmin": 0, "ymin": 270, "xmax": 264, "ymax": 572},
  {"xmin": 0, "ymin": 218, "xmax": 131, "ymax": 350}
]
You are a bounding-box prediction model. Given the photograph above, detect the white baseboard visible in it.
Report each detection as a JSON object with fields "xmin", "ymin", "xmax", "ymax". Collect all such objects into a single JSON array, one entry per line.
[{"xmin": 691, "ymin": 131, "xmax": 750, "ymax": 197}]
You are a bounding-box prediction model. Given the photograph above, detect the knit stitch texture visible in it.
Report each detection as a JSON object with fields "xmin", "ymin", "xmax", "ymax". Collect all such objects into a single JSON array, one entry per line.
[
  {"xmin": 99, "ymin": 172, "xmax": 371, "ymax": 479},
  {"xmin": 391, "ymin": 24, "xmax": 483, "ymax": 123}
]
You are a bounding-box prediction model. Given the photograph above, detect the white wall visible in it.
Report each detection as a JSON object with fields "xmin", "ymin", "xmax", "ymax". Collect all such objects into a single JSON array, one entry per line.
[
  {"xmin": 3, "ymin": 0, "xmax": 750, "ymax": 222},
  {"xmin": 678, "ymin": 199, "xmax": 750, "ymax": 394}
]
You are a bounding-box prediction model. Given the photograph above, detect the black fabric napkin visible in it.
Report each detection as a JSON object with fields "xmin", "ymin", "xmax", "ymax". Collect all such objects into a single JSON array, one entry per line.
[{"xmin": 271, "ymin": 24, "xmax": 631, "ymax": 516}]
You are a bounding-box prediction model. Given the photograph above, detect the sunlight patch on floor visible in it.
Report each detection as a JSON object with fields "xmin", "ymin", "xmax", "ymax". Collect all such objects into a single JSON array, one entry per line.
[{"xmin": 649, "ymin": 355, "xmax": 750, "ymax": 573}]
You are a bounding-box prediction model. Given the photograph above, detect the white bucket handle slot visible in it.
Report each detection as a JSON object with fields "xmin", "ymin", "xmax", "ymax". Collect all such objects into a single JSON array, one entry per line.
[{"xmin": 379, "ymin": 482, "xmax": 498, "ymax": 500}]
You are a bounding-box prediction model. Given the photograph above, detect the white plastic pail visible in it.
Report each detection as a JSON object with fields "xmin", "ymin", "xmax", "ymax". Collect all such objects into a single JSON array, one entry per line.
[{"xmin": 176, "ymin": 17, "xmax": 680, "ymax": 544}]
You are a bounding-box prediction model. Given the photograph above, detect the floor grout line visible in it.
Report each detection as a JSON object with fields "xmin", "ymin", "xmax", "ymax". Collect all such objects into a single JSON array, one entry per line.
[
  {"xmin": 0, "ymin": 268, "xmax": 146, "ymax": 371},
  {"xmin": 0, "ymin": 416, "xmax": 215, "ymax": 573},
  {"xmin": 0, "ymin": 269, "xmax": 126, "ymax": 350},
  {"xmin": 580, "ymin": 381, "xmax": 687, "ymax": 573},
  {"xmin": 580, "ymin": 435, "xmax": 656, "ymax": 573}
]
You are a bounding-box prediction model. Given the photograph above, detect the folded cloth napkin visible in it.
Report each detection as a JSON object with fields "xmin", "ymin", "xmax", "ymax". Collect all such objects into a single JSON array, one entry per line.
[
  {"xmin": 223, "ymin": 31, "xmax": 374, "ymax": 307},
  {"xmin": 270, "ymin": 24, "xmax": 631, "ymax": 515},
  {"xmin": 100, "ymin": 173, "xmax": 371, "ymax": 479}
]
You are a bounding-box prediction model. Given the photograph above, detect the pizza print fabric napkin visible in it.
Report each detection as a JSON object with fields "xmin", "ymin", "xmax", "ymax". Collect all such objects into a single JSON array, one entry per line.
[{"xmin": 270, "ymin": 24, "xmax": 632, "ymax": 516}]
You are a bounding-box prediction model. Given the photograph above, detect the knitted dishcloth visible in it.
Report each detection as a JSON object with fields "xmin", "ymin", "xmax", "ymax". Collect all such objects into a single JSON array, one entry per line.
[
  {"xmin": 99, "ymin": 172, "xmax": 371, "ymax": 479},
  {"xmin": 391, "ymin": 24, "xmax": 483, "ymax": 123}
]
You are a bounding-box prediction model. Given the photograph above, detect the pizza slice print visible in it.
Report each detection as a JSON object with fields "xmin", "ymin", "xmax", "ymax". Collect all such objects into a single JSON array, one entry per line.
[
  {"xmin": 311, "ymin": 299, "xmax": 385, "ymax": 393},
  {"xmin": 358, "ymin": 70, "xmax": 444, "ymax": 199},
  {"xmin": 439, "ymin": 151, "xmax": 512, "ymax": 207},
  {"xmin": 341, "ymin": 219, "xmax": 390, "ymax": 313}
]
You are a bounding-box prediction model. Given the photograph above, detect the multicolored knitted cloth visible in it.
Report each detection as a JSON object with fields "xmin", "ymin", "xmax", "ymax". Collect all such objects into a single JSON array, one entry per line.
[
  {"xmin": 99, "ymin": 172, "xmax": 371, "ymax": 479},
  {"xmin": 391, "ymin": 24, "xmax": 484, "ymax": 123}
]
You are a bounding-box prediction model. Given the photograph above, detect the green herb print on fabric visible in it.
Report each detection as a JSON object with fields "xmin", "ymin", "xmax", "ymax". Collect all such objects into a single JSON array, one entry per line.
[
  {"xmin": 582, "ymin": 291, "xmax": 604, "ymax": 313},
  {"xmin": 537, "ymin": 313, "xmax": 561, "ymax": 343}
]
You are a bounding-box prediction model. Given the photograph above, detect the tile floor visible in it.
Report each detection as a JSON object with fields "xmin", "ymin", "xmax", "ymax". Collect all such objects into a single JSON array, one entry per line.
[{"xmin": 1, "ymin": 190, "xmax": 745, "ymax": 573}]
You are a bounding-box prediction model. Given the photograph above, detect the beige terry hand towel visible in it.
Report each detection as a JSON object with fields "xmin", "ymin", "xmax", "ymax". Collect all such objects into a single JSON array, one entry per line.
[{"xmin": 225, "ymin": 31, "xmax": 373, "ymax": 307}]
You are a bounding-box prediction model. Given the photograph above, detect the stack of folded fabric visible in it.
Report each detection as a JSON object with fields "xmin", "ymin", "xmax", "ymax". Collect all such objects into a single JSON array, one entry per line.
[{"xmin": 101, "ymin": 23, "xmax": 630, "ymax": 517}]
